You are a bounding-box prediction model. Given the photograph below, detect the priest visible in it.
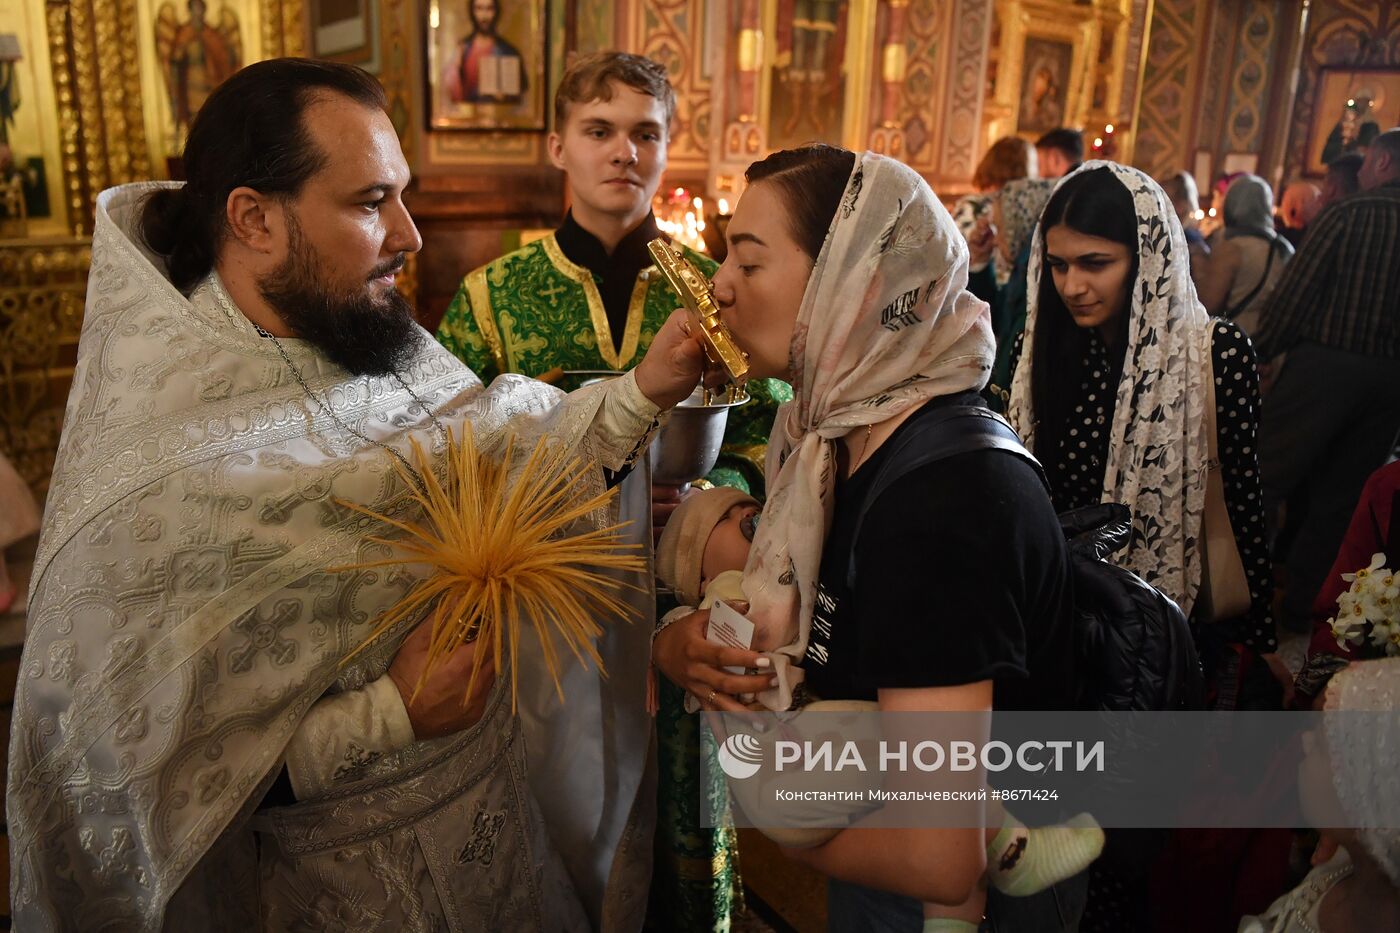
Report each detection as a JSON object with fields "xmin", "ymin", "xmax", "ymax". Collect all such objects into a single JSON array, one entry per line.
[{"xmin": 6, "ymin": 58, "xmax": 705, "ymax": 932}]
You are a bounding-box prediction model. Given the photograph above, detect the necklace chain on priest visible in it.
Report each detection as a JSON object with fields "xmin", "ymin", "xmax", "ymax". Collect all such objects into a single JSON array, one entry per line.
[{"xmin": 263, "ymin": 328, "xmax": 449, "ymax": 490}]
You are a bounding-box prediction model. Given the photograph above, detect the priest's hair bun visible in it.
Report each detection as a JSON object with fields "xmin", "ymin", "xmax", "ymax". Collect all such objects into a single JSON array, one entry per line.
[{"xmin": 140, "ymin": 186, "xmax": 216, "ymax": 293}]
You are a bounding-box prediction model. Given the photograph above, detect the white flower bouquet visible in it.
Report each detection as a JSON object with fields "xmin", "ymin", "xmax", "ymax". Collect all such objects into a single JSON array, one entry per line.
[{"xmin": 1327, "ymin": 552, "xmax": 1400, "ymax": 657}]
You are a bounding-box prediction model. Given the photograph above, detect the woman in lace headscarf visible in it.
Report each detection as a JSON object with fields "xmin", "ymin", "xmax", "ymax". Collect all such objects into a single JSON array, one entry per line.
[
  {"xmin": 1006, "ymin": 163, "xmax": 1286, "ymax": 693},
  {"xmin": 1005, "ymin": 162, "xmax": 1295, "ymax": 931}
]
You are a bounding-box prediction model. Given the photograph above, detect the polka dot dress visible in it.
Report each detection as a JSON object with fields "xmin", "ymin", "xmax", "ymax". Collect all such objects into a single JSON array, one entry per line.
[{"xmin": 1013, "ymin": 321, "xmax": 1276, "ymax": 654}]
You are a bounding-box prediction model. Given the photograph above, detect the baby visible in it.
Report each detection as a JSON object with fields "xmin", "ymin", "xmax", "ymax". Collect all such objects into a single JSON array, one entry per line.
[
  {"xmin": 656, "ymin": 486, "xmax": 1105, "ymax": 921},
  {"xmin": 655, "ymin": 485, "xmax": 758, "ymax": 617}
]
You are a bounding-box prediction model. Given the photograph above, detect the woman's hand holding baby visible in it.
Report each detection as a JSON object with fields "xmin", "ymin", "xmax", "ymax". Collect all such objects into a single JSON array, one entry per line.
[{"xmin": 652, "ymin": 607, "xmax": 776, "ymax": 711}]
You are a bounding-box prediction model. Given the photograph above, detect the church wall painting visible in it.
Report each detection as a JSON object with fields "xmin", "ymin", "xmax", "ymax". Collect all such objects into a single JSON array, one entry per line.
[
  {"xmin": 426, "ymin": 0, "xmax": 546, "ymax": 130},
  {"xmin": 135, "ymin": 0, "xmax": 261, "ymax": 177},
  {"xmin": 983, "ymin": 0, "xmax": 1095, "ymax": 151},
  {"xmin": 1015, "ymin": 35, "xmax": 1072, "ymax": 134},
  {"xmin": 1304, "ymin": 67, "xmax": 1400, "ymax": 176},
  {"xmin": 767, "ymin": 0, "xmax": 850, "ymax": 150},
  {"xmin": 705, "ymin": 0, "xmax": 878, "ymax": 202},
  {"xmin": 1280, "ymin": 0, "xmax": 1400, "ymax": 186},
  {"xmin": 155, "ymin": 0, "xmax": 242, "ymax": 140},
  {"xmin": 0, "ymin": 0, "xmax": 68, "ymax": 236},
  {"xmin": 625, "ymin": 0, "xmax": 716, "ymax": 172}
]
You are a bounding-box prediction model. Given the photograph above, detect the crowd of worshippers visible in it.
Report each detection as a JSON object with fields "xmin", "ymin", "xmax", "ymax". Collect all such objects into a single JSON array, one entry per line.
[
  {"xmin": 919, "ymin": 123, "xmax": 1400, "ymax": 933},
  {"xmin": 5, "ymin": 51, "xmax": 1399, "ymax": 933}
]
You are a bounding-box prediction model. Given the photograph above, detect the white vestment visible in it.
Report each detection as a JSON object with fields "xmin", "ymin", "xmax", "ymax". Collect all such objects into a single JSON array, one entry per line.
[{"xmin": 6, "ymin": 182, "xmax": 658, "ymax": 931}]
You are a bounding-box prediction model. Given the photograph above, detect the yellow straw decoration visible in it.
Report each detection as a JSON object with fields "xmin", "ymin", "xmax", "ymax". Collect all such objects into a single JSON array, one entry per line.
[{"xmin": 331, "ymin": 424, "xmax": 646, "ymax": 710}]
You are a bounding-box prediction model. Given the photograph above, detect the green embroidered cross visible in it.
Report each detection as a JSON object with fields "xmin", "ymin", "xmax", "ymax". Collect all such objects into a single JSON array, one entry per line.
[{"xmin": 540, "ymin": 281, "xmax": 569, "ymax": 305}]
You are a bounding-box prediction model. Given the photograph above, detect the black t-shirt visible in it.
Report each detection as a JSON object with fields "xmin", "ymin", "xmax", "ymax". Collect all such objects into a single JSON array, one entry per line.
[{"xmin": 803, "ymin": 395, "xmax": 1077, "ymax": 711}]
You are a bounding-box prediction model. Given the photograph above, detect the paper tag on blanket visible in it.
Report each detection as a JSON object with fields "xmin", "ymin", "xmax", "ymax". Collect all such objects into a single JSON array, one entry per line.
[{"xmin": 707, "ymin": 601, "xmax": 755, "ymax": 675}]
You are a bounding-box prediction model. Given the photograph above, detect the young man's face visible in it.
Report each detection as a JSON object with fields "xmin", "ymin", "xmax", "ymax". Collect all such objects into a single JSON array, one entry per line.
[{"xmin": 548, "ymin": 82, "xmax": 669, "ymax": 226}]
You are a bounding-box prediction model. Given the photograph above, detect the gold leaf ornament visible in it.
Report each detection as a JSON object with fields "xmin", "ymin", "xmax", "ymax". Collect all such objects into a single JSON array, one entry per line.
[{"xmin": 332, "ymin": 425, "xmax": 646, "ymax": 710}]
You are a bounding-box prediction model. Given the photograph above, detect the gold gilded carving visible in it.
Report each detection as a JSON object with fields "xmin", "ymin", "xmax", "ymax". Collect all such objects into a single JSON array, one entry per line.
[
  {"xmin": 45, "ymin": 2, "xmax": 86, "ymax": 234},
  {"xmin": 261, "ymin": 0, "xmax": 307, "ymax": 58},
  {"xmin": 119, "ymin": 0, "xmax": 153, "ymax": 181},
  {"xmin": 95, "ymin": 1, "xmax": 134, "ymax": 183},
  {"xmin": 70, "ymin": 0, "xmax": 108, "ymax": 203},
  {"xmin": 381, "ymin": 0, "xmax": 415, "ymax": 156},
  {"xmin": 43, "ymin": 0, "xmax": 152, "ymax": 234},
  {"xmin": 0, "ymin": 238, "xmax": 92, "ymax": 498},
  {"xmin": 284, "ymin": 0, "xmax": 307, "ymax": 56},
  {"xmin": 119, "ymin": 0, "xmax": 151, "ymax": 179},
  {"xmin": 261, "ymin": 0, "xmax": 279, "ymax": 58}
]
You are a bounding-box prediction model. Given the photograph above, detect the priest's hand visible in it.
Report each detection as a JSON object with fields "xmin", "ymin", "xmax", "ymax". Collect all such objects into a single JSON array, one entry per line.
[
  {"xmin": 388, "ymin": 620, "xmax": 497, "ymax": 740},
  {"xmin": 634, "ymin": 309, "xmax": 708, "ymax": 410}
]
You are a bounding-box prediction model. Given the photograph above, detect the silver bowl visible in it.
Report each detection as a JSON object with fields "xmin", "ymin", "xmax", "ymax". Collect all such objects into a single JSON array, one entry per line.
[{"xmin": 649, "ymin": 385, "xmax": 749, "ymax": 485}]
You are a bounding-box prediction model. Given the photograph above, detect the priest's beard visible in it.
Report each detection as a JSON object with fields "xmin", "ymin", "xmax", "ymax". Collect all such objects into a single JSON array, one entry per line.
[{"xmin": 257, "ymin": 214, "xmax": 420, "ymax": 377}]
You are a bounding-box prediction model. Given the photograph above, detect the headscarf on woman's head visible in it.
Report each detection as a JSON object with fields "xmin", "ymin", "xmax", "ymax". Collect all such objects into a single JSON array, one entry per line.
[
  {"xmin": 1007, "ymin": 160, "xmax": 1212, "ymax": 614},
  {"xmin": 994, "ymin": 177, "xmax": 1057, "ymax": 287},
  {"xmin": 742, "ymin": 151, "xmax": 995, "ymax": 710},
  {"xmin": 1224, "ymin": 174, "xmax": 1278, "ymax": 237}
]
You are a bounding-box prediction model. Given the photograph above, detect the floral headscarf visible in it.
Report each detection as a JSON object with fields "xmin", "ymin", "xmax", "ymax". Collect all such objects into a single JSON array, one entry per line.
[
  {"xmin": 1007, "ymin": 161, "xmax": 1212, "ymax": 615},
  {"xmin": 742, "ymin": 152, "xmax": 995, "ymax": 710}
]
